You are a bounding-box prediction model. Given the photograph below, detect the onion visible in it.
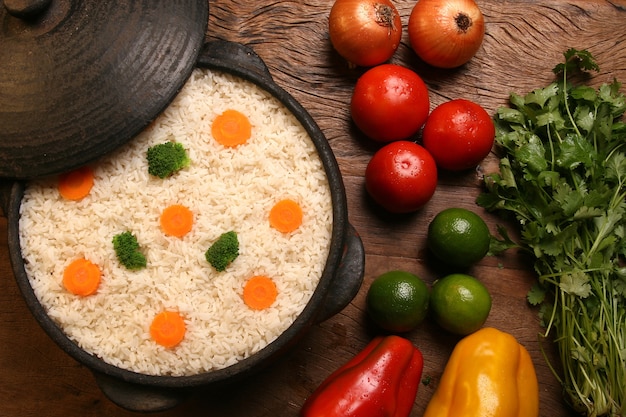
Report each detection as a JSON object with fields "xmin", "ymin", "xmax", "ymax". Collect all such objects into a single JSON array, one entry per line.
[
  {"xmin": 408, "ymin": 0, "xmax": 485, "ymax": 68},
  {"xmin": 328, "ymin": 0, "xmax": 402, "ymax": 67}
]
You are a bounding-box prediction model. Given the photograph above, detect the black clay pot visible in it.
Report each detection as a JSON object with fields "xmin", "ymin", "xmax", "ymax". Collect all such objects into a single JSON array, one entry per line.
[{"xmin": 1, "ymin": 40, "xmax": 365, "ymax": 412}]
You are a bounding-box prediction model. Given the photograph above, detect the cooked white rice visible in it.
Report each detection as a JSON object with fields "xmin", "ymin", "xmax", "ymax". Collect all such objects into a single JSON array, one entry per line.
[{"xmin": 18, "ymin": 68, "xmax": 333, "ymax": 376}]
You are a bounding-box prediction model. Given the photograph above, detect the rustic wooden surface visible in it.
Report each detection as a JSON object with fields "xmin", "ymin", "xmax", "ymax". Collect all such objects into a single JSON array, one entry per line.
[{"xmin": 1, "ymin": 0, "xmax": 625, "ymax": 416}]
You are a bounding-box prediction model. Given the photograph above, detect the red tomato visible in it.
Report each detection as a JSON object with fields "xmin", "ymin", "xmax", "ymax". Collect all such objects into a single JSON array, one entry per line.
[
  {"xmin": 351, "ymin": 64, "xmax": 430, "ymax": 143},
  {"xmin": 422, "ymin": 99, "xmax": 495, "ymax": 171},
  {"xmin": 365, "ymin": 141, "xmax": 438, "ymax": 213}
]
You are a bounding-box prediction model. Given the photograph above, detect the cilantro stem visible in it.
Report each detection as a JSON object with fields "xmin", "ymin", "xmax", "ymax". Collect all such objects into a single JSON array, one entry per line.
[
  {"xmin": 561, "ymin": 60, "xmax": 584, "ymax": 140},
  {"xmin": 547, "ymin": 122, "xmax": 557, "ymax": 170}
]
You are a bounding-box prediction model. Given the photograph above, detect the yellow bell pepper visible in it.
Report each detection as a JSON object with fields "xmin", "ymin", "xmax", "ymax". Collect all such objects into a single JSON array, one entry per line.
[{"xmin": 423, "ymin": 327, "xmax": 539, "ymax": 417}]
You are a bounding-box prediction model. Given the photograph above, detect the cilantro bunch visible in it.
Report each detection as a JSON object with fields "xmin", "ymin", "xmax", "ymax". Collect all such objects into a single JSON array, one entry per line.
[{"xmin": 478, "ymin": 49, "xmax": 626, "ymax": 417}]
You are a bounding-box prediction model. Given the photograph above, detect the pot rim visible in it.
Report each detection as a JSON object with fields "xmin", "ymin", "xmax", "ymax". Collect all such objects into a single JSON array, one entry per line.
[{"xmin": 7, "ymin": 41, "xmax": 351, "ymax": 389}]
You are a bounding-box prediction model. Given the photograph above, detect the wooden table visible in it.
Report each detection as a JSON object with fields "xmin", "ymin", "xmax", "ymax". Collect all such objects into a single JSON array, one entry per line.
[{"xmin": 1, "ymin": 0, "xmax": 625, "ymax": 415}]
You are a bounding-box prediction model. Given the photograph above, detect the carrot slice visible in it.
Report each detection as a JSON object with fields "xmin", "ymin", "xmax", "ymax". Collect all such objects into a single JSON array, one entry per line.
[
  {"xmin": 150, "ymin": 311, "xmax": 186, "ymax": 348},
  {"xmin": 63, "ymin": 258, "xmax": 101, "ymax": 296},
  {"xmin": 243, "ymin": 275, "xmax": 278, "ymax": 310},
  {"xmin": 269, "ymin": 199, "xmax": 303, "ymax": 233},
  {"xmin": 58, "ymin": 166, "xmax": 94, "ymax": 200},
  {"xmin": 160, "ymin": 204, "xmax": 193, "ymax": 238},
  {"xmin": 211, "ymin": 109, "xmax": 252, "ymax": 147}
]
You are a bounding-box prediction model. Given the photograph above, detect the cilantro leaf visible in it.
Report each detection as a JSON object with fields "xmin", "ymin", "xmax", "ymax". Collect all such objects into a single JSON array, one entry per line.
[
  {"xmin": 559, "ymin": 272, "xmax": 592, "ymax": 298},
  {"xmin": 553, "ymin": 48, "xmax": 600, "ymax": 75},
  {"xmin": 487, "ymin": 224, "xmax": 519, "ymax": 255},
  {"xmin": 527, "ymin": 283, "xmax": 546, "ymax": 306}
]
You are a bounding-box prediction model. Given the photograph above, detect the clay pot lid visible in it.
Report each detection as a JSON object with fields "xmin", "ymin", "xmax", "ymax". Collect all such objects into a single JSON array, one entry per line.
[{"xmin": 0, "ymin": 0, "xmax": 208, "ymax": 179}]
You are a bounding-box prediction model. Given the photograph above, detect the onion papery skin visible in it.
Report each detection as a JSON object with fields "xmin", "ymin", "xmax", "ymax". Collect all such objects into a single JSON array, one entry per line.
[
  {"xmin": 329, "ymin": 0, "xmax": 402, "ymax": 67},
  {"xmin": 408, "ymin": 0, "xmax": 485, "ymax": 69}
]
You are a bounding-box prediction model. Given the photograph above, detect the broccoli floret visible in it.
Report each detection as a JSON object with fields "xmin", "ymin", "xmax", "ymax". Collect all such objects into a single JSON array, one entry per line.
[
  {"xmin": 146, "ymin": 141, "xmax": 190, "ymax": 178},
  {"xmin": 205, "ymin": 231, "xmax": 239, "ymax": 272},
  {"xmin": 112, "ymin": 231, "xmax": 147, "ymax": 270}
]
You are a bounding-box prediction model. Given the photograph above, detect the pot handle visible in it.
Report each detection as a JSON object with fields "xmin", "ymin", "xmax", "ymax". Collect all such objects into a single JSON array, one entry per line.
[
  {"xmin": 0, "ymin": 180, "xmax": 12, "ymax": 218},
  {"xmin": 315, "ymin": 224, "xmax": 365, "ymax": 324},
  {"xmin": 198, "ymin": 39, "xmax": 274, "ymax": 85},
  {"xmin": 92, "ymin": 371, "xmax": 187, "ymax": 413}
]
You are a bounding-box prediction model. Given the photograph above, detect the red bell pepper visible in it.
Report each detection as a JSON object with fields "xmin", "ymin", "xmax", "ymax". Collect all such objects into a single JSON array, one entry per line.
[{"xmin": 300, "ymin": 335, "xmax": 424, "ymax": 417}]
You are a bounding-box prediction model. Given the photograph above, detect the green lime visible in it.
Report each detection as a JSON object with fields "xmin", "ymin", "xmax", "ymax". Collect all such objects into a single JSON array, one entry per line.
[
  {"xmin": 430, "ymin": 273, "xmax": 492, "ymax": 335},
  {"xmin": 427, "ymin": 207, "xmax": 490, "ymax": 268},
  {"xmin": 366, "ymin": 270, "xmax": 430, "ymax": 333}
]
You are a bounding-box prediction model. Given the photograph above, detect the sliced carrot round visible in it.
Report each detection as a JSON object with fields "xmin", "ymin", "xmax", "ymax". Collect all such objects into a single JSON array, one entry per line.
[
  {"xmin": 243, "ymin": 275, "xmax": 278, "ymax": 310},
  {"xmin": 58, "ymin": 166, "xmax": 94, "ymax": 200},
  {"xmin": 211, "ymin": 109, "xmax": 252, "ymax": 147},
  {"xmin": 160, "ymin": 204, "xmax": 193, "ymax": 238},
  {"xmin": 269, "ymin": 199, "xmax": 303, "ymax": 233},
  {"xmin": 150, "ymin": 311, "xmax": 186, "ymax": 348},
  {"xmin": 63, "ymin": 258, "xmax": 101, "ymax": 296}
]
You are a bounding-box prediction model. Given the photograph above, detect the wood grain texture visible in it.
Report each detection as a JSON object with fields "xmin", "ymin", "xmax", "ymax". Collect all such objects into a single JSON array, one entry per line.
[{"xmin": 1, "ymin": 1, "xmax": 625, "ymax": 416}]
